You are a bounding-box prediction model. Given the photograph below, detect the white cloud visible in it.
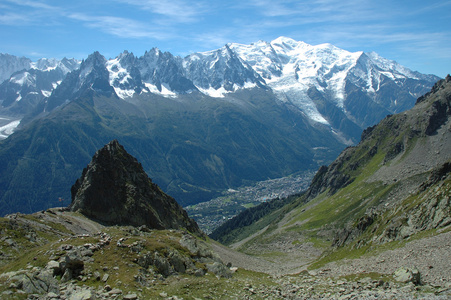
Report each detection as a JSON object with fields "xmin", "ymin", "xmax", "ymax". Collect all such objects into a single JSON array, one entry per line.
[
  {"xmin": 68, "ymin": 13, "xmax": 172, "ymax": 40},
  {"xmin": 114, "ymin": 0, "xmax": 209, "ymax": 23},
  {"xmin": 1, "ymin": 0, "xmax": 64, "ymax": 27},
  {"xmin": 0, "ymin": 12, "xmax": 30, "ymax": 25},
  {"xmin": 4, "ymin": 0, "xmax": 58, "ymax": 10}
]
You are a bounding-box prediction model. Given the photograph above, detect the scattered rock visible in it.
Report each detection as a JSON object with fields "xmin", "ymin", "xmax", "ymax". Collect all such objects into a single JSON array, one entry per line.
[
  {"xmin": 123, "ymin": 293, "xmax": 138, "ymax": 300},
  {"xmin": 92, "ymin": 271, "xmax": 100, "ymax": 281},
  {"xmin": 46, "ymin": 260, "xmax": 61, "ymax": 276},
  {"xmin": 206, "ymin": 262, "xmax": 232, "ymax": 278},
  {"xmin": 394, "ymin": 267, "xmax": 421, "ymax": 285},
  {"xmin": 12, "ymin": 269, "xmax": 59, "ymax": 295},
  {"xmin": 108, "ymin": 288, "xmax": 122, "ymax": 295}
]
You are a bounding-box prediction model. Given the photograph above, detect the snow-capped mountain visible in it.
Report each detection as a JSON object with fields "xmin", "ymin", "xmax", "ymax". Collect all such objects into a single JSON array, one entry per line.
[
  {"xmin": 0, "ymin": 37, "xmax": 442, "ymax": 215},
  {"xmin": 183, "ymin": 44, "xmax": 266, "ymax": 97},
  {"xmin": 38, "ymin": 37, "xmax": 437, "ymax": 141},
  {"xmin": 98, "ymin": 37, "xmax": 438, "ymax": 132},
  {"xmin": 0, "ymin": 37, "xmax": 440, "ymax": 141},
  {"xmin": 0, "ymin": 53, "xmax": 32, "ymax": 83},
  {"xmin": 0, "ymin": 56, "xmax": 80, "ymax": 116},
  {"xmin": 228, "ymin": 37, "xmax": 438, "ymax": 128}
]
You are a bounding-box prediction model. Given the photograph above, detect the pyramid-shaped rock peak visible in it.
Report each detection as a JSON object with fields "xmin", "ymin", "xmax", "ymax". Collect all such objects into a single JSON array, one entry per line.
[{"xmin": 69, "ymin": 140, "xmax": 201, "ymax": 234}]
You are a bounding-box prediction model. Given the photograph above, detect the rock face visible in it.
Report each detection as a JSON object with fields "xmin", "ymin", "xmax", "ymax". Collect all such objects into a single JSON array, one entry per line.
[{"xmin": 69, "ymin": 140, "xmax": 201, "ymax": 234}]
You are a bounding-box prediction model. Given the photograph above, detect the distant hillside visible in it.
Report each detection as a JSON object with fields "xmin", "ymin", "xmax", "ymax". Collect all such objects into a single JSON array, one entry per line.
[
  {"xmin": 212, "ymin": 75, "xmax": 451, "ymax": 270},
  {"xmin": 209, "ymin": 193, "xmax": 302, "ymax": 244}
]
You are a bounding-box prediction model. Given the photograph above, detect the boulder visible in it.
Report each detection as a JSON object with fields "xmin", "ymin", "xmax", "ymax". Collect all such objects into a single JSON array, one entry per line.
[
  {"xmin": 46, "ymin": 260, "xmax": 62, "ymax": 276},
  {"xmin": 64, "ymin": 249, "xmax": 84, "ymax": 274},
  {"xmin": 206, "ymin": 262, "xmax": 232, "ymax": 278},
  {"xmin": 64, "ymin": 286, "xmax": 94, "ymax": 300},
  {"xmin": 14, "ymin": 269, "xmax": 59, "ymax": 295},
  {"xmin": 394, "ymin": 267, "xmax": 421, "ymax": 285}
]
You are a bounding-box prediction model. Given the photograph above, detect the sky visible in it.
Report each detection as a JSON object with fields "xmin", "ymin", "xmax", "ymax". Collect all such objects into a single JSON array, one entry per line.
[{"xmin": 0, "ymin": 0, "xmax": 450, "ymax": 77}]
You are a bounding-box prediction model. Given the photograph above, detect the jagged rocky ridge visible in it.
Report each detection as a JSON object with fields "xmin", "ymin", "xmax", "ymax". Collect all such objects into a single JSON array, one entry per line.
[
  {"xmin": 0, "ymin": 56, "xmax": 80, "ymax": 118},
  {"xmin": 70, "ymin": 140, "xmax": 201, "ymax": 235},
  {"xmin": 0, "ymin": 37, "xmax": 439, "ymax": 139}
]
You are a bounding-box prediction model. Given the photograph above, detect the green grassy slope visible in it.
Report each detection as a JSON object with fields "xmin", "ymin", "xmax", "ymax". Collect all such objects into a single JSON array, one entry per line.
[{"xmin": 212, "ymin": 76, "xmax": 451, "ymax": 265}]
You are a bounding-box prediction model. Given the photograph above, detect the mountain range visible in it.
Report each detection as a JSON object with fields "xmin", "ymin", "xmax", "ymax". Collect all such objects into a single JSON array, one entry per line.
[
  {"xmin": 0, "ymin": 37, "xmax": 441, "ymax": 215},
  {"xmin": 0, "ymin": 76, "xmax": 449, "ymax": 299}
]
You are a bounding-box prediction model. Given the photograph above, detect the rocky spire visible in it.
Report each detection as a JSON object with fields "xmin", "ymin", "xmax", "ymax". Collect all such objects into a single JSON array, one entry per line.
[{"xmin": 69, "ymin": 140, "xmax": 201, "ymax": 235}]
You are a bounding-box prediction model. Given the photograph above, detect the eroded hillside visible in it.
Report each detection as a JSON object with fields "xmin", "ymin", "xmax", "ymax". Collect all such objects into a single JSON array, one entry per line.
[{"xmin": 211, "ymin": 76, "xmax": 451, "ymax": 293}]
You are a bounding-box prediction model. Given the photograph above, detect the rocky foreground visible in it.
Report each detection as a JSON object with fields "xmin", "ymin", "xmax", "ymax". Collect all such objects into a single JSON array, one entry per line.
[{"xmin": 0, "ymin": 209, "xmax": 450, "ymax": 299}]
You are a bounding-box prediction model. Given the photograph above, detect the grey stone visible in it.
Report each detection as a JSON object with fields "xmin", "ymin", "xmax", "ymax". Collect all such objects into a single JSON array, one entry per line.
[
  {"xmin": 153, "ymin": 253, "xmax": 172, "ymax": 277},
  {"xmin": 93, "ymin": 271, "xmax": 101, "ymax": 281},
  {"xmin": 193, "ymin": 268, "xmax": 205, "ymax": 277},
  {"xmin": 206, "ymin": 262, "xmax": 232, "ymax": 278},
  {"xmin": 394, "ymin": 267, "xmax": 421, "ymax": 285},
  {"xmin": 5, "ymin": 239, "xmax": 15, "ymax": 247},
  {"xmin": 65, "ymin": 249, "xmax": 84, "ymax": 268},
  {"xmin": 168, "ymin": 250, "xmax": 187, "ymax": 273},
  {"xmin": 180, "ymin": 234, "xmax": 213, "ymax": 258},
  {"xmin": 80, "ymin": 249, "xmax": 94, "ymax": 258},
  {"xmin": 47, "ymin": 291, "xmax": 59, "ymax": 298},
  {"xmin": 46, "ymin": 260, "xmax": 61, "ymax": 275},
  {"xmin": 17, "ymin": 269, "xmax": 59, "ymax": 294},
  {"xmin": 68, "ymin": 288, "xmax": 94, "ymax": 300},
  {"xmin": 108, "ymin": 288, "xmax": 122, "ymax": 295}
]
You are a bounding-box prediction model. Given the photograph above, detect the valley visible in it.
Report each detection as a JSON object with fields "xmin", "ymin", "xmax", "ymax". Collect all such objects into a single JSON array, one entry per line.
[
  {"xmin": 0, "ymin": 38, "xmax": 449, "ymax": 299},
  {"xmin": 185, "ymin": 170, "xmax": 315, "ymax": 233}
]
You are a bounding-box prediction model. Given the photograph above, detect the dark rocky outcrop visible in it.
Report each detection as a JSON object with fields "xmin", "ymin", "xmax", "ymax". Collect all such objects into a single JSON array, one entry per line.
[
  {"xmin": 304, "ymin": 149, "xmax": 356, "ymax": 201},
  {"xmin": 69, "ymin": 140, "xmax": 201, "ymax": 235}
]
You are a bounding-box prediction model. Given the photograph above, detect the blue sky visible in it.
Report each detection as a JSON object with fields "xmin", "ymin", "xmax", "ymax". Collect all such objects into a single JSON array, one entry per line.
[{"xmin": 0, "ymin": 0, "xmax": 450, "ymax": 77}]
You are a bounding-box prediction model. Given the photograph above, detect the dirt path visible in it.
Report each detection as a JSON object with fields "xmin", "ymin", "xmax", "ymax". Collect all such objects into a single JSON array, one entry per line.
[
  {"xmin": 38, "ymin": 208, "xmax": 104, "ymax": 235},
  {"xmin": 210, "ymin": 240, "xmax": 281, "ymax": 274}
]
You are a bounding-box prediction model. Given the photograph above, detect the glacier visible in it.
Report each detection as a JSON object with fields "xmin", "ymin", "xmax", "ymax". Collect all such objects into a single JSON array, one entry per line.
[{"xmin": 0, "ymin": 119, "xmax": 21, "ymax": 139}]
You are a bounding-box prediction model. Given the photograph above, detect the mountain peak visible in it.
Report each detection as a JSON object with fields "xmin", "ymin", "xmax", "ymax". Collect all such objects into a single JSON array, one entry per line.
[
  {"xmin": 69, "ymin": 140, "xmax": 202, "ymax": 234},
  {"xmin": 270, "ymin": 36, "xmax": 310, "ymax": 51},
  {"xmin": 83, "ymin": 51, "xmax": 106, "ymax": 66},
  {"xmin": 0, "ymin": 53, "xmax": 32, "ymax": 82},
  {"xmin": 271, "ymin": 36, "xmax": 297, "ymax": 45}
]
